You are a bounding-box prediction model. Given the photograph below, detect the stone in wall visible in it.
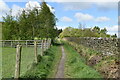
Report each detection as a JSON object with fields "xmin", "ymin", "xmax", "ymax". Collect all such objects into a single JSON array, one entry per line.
[{"xmin": 65, "ymin": 37, "xmax": 119, "ymax": 56}]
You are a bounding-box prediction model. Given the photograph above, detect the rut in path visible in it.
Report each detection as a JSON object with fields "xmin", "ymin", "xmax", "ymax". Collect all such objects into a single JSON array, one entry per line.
[{"xmin": 55, "ymin": 46, "xmax": 66, "ymax": 78}]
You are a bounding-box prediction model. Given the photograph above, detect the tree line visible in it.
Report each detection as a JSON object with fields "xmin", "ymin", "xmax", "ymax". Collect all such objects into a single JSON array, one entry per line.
[
  {"xmin": 59, "ymin": 26, "xmax": 117, "ymax": 38},
  {"xmin": 2, "ymin": 2, "xmax": 62, "ymax": 40}
]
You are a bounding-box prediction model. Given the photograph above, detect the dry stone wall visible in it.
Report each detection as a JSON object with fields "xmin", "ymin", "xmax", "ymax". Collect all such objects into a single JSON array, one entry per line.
[{"xmin": 64, "ymin": 37, "xmax": 120, "ymax": 56}]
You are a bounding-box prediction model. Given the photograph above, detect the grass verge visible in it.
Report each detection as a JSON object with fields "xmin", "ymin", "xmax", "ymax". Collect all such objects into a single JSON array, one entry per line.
[
  {"xmin": 22, "ymin": 44, "xmax": 62, "ymax": 78},
  {"xmin": 63, "ymin": 42, "xmax": 103, "ymax": 78},
  {"xmin": 66, "ymin": 41, "xmax": 119, "ymax": 78}
]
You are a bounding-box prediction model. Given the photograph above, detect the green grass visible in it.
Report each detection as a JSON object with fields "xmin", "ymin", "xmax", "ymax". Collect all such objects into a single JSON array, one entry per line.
[
  {"xmin": 0, "ymin": 23, "xmax": 2, "ymax": 40},
  {"xmin": 22, "ymin": 44, "xmax": 62, "ymax": 78},
  {"xmin": 0, "ymin": 47, "xmax": 2, "ymax": 79},
  {"xmin": 47, "ymin": 45, "xmax": 62, "ymax": 78},
  {"xmin": 2, "ymin": 46, "xmax": 42, "ymax": 78},
  {"xmin": 0, "ymin": 23, "xmax": 2, "ymax": 79},
  {"xmin": 64, "ymin": 40, "xmax": 119, "ymax": 78},
  {"xmin": 63, "ymin": 42, "xmax": 103, "ymax": 78}
]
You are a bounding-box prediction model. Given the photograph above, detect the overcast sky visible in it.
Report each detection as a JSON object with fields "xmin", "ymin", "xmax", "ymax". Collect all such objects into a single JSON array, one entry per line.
[{"xmin": 0, "ymin": 0, "xmax": 119, "ymax": 37}]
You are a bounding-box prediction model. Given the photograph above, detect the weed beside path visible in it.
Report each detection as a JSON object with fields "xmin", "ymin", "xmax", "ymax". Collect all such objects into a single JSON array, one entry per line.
[
  {"xmin": 63, "ymin": 42, "xmax": 103, "ymax": 78},
  {"xmin": 22, "ymin": 44, "xmax": 62, "ymax": 78}
]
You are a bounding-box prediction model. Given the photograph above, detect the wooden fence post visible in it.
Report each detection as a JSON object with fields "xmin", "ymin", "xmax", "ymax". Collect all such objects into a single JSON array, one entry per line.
[
  {"xmin": 26, "ymin": 40, "xmax": 27, "ymax": 47},
  {"xmin": 2, "ymin": 41, "xmax": 4, "ymax": 47},
  {"xmin": 46, "ymin": 39, "xmax": 49, "ymax": 49},
  {"xmin": 46, "ymin": 39, "xmax": 50, "ymax": 49},
  {"xmin": 41, "ymin": 40, "xmax": 44, "ymax": 56},
  {"xmin": 44, "ymin": 39, "xmax": 47, "ymax": 51},
  {"xmin": 18, "ymin": 41, "xmax": 20, "ymax": 45},
  {"xmin": 34, "ymin": 40, "xmax": 38, "ymax": 64},
  {"xmin": 11, "ymin": 41, "xmax": 13, "ymax": 47},
  {"xmin": 14, "ymin": 45, "xmax": 22, "ymax": 79},
  {"xmin": 49, "ymin": 39, "xmax": 51, "ymax": 48}
]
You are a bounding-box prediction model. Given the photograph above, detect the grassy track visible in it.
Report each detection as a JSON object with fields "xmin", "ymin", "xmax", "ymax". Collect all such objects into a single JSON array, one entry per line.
[
  {"xmin": 63, "ymin": 42, "xmax": 103, "ymax": 78},
  {"xmin": 2, "ymin": 47, "xmax": 41, "ymax": 78}
]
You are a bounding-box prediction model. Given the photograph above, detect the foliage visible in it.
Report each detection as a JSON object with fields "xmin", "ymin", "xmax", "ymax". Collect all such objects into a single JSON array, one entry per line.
[
  {"xmin": 2, "ymin": 11, "xmax": 19, "ymax": 40},
  {"xmin": 2, "ymin": 2, "xmax": 61, "ymax": 40},
  {"xmin": 111, "ymin": 34, "xmax": 117, "ymax": 38},
  {"xmin": 59, "ymin": 26, "xmax": 115, "ymax": 38},
  {"xmin": 100, "ymin": 28, "xmax": 107, "ymax": 34},
  {"xmin": 22, "ymin": 45, "xmax": 61, "ymax": 78}
]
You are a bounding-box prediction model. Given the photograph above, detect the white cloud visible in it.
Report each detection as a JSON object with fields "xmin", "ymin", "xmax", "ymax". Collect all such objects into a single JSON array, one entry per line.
[
  {"xmin": 107, "ymin": 31, "xmax": 118, "ymax": 37},
  {"xmin": 95, "ymin": 2, "xmax": 118, "ymax": 11},
  {"xmin": 56, "ymin": 26, "xmax": 68, "ymax": 30},
  {"xmin": 62, "ymin": 2, "xmax": 92, "ymax": 11},
  {"xmin": 46, "ymin": 0, "xmax": 119, "ymax": 2},
  {"xmin": 105, "ymin": 25, "xmax": 118, "ymax": 36},
  {"xmin": 74, "ymin": 12, "xmax": 94, "ymax": 22},
  {"xmin": 95, "ymin": 16, "xmax": 110, "ymax": 22},
  {"xmin": 74, "ymin": 12, "xmax": 111, "ymax": 23},
  {"xmin": 60, "ymin": 16, "xmax": 72, "ymax": 22},
  {"xmin": 118, "ymin": 16, "xmax": 120, "ymax": 23},
  {"xmin": 2, "ymin": 0, "xmax": 120, "ymax": 2},
  {"xmin": 25, "ymin": 1, "xmax": 55, "ymax": 13},
  {"xmin": 25, "ymin": 1, "xmax": 41, "ymax": 10},
  {"xmin": 61, "ymin": 2, "xmax": 118, "ymax": 11},
  {"xmin": 47, "ymin": 4, "xmax": 55, "ymax": 13},
  {"xmin": 12, "ymin": 4, "xmax": 22, "ymax": 16},
  {"xmin": 0, "ymin": 0, "xmax": 10, "ymax": 13},
  {"xmin": 106, "ymin": 25, "xmax": 118, "ymax": 32},
  {"xmin": 0, "ymin": 0, "xmax": 55, "ymax": 21},
  {"xmin": 0, "ymin": 0, "xmax": 10, "ymax": 21}
]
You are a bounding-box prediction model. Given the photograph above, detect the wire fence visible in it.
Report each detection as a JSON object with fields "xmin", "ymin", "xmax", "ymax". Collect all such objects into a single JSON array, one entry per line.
[{"xmin": 1, "ymin": 39, "xmax": 51, "ymax": 78}]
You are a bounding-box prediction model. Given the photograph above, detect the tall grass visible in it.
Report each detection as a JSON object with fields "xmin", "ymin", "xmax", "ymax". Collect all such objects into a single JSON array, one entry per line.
[
  {"xmin": 64, "ymin": 42, "xmax": 103, "ymax": 78},
  {"xmin": 22, "ymin": 44, "xmax": 62, "ymax": 78}
]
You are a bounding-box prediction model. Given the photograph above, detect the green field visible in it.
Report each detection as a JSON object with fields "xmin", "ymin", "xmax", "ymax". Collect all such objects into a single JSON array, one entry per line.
[
  {"xmin": 0, "ymin": 48, "xmax": 2, "ymax": 79},
  {"xmin": 2, "ymin": 46, "xmax": 42, "ymax": 78},
  {"xmin": 0, "ymin": 24, "xmax": 1, "ymax": 40},
  {"xmin": 0, "ymin": 23, "xmax": 2, "ymax": 79}
]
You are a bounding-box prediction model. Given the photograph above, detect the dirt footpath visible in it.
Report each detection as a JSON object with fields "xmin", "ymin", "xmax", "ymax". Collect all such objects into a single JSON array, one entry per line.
[{"xmin": 55, "ymin": 46, "xmax": 66, "ymax": 78}]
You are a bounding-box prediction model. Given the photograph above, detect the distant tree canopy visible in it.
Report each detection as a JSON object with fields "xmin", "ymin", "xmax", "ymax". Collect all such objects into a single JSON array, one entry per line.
[
  {"xmin": 2, "ymin": 2, "xmax": 61, "ymax": 40},
  {"xmin": 59, "ymin": 26, "xmax": 117, "ymax": 38}
]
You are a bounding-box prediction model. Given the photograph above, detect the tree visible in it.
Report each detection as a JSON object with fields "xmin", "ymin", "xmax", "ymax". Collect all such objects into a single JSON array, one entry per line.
[
  {"xmin": 38, "ymin": 2, "xmax": 57, "ymax": 38},
  {"xmin": 111, "ymin": 34, "xmax": 117, "ymax": 38},
  {"xmin": 2, "ymin": 1, "xmax": 60, "ymax": 40},
  {"xmin": 92, "ymin": 26, "xmax": 100, "ymax": 33},
  {"xmin": 100, "ymin": 28, "xmax": 107, "ymax": 34},
  {"xmin": 2, "ymin": 10, "xmax": 18, "ymax": 40},
  {"xmin": 78, "ymin": 22, "xmax": 86, "ymax": 30}
]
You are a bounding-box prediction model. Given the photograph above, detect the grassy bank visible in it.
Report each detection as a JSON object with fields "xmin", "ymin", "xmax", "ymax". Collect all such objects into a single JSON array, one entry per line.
[
  {"xmin": 22, "ymin": 44, "xmax": 62, "ymax": 78},
  {"xmin": 63, "ymin": 42, "xmax": 103, "ymax": 78},
  {"xmin": 64, "ymin": 40, "xmax": 119, "ymax": 78}
]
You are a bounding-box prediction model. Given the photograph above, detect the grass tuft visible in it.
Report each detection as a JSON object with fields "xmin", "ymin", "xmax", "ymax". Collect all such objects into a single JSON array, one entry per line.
[{"xmin": 64, "ymin": 42, "xmax": 103, "ymax": 78}]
